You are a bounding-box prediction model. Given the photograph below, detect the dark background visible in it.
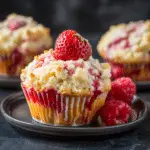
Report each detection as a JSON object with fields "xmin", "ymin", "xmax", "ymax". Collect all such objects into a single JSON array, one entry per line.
[
  {"xmin": 1, "ymin": 0, "xmax": 150, "ymax": 35},
  {"xmin": 0, "ymin": 0, "xmax": 150, "ymax": 59}
]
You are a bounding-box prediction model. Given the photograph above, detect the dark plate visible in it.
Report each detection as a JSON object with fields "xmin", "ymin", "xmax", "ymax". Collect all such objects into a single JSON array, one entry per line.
[
  {"xmin": 0, "ymin": 75, "xmax": 20, "ymax": 89},
  {"xmin": 0, "ymin": 92, "xmax": 147, "ymax": 137},
  {"xmin": 136, "ymin": 81, "xmax": 150, "ymax": 90}
]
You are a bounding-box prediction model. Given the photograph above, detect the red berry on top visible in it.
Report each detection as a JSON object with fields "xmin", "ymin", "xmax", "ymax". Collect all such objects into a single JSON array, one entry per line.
[
  {"xmin": 106, "ymin": 77, "xmax": 136, "ymax": 105},
  {"xmin": 8, "ymin": 18, "xmax": 26, "ymax": 31},
  {"xmin": 111, "ymin": 65, "xmax": 125, "ymax": 80},
  {"xmin": 99, "ymin": 100, "xmax": 131, "ymax": 126},
  {"xmin": 53, "ymin": 29, "xmax": 92, "ymax": 61}
]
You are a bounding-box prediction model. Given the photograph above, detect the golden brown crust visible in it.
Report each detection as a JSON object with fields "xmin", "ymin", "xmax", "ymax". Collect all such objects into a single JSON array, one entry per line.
[{"xmin": 97, "ymin": 20, "xmax": 150, "ymax": 64}]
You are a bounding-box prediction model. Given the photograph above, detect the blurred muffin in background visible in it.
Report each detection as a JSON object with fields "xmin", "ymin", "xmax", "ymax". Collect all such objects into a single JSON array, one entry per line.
[
  {"xmin": 0, "ymin": 13, "xmax": 52, "ymax": 76},
  {"xmin": 97, "ymin": 20, "xmax": 150, "ymax": 81}
]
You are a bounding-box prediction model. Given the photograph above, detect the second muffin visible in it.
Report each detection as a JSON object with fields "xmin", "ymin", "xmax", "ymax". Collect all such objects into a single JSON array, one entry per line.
[
  {"xmin": 97, "ymin": 20, "xmax": 150, "ymax": 81},
  {"xmin": 0, "ymin": 13, "xmax": 52, "ymax": 76}
]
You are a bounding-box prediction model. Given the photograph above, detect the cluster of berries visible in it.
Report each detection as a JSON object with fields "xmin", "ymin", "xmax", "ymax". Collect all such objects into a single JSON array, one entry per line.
[{"xmin": 100, "ymin": 77, "xmax": 136, "ymax": 126}]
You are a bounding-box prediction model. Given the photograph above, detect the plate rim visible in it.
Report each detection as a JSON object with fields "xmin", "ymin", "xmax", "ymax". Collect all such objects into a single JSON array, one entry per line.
[
  {"xmin": 0, "ymin": 75, "xmax": 20, "ymax": 80},
  {"xmin": 0, "ymin": 92, "xmax": 148, "ymax": 136}
]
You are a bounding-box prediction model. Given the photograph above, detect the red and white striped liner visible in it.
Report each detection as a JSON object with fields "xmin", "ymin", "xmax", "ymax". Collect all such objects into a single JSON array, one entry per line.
[{"xmin": 22, "ymin": 85, "xmax": 107, "ymax": 126}]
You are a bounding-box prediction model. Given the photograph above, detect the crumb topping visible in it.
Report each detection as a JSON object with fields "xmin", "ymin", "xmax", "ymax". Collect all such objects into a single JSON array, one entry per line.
[
  {"xmin": 97, "ymin": 20, "xmax": 150, "ymax": 63},
  {"xmin": 21, "ymin": 50, "xmax": 111, "ymax": 96},
  {"xmin": 0, "ymin": 13, "xmax": 52, "ymax": 56}
]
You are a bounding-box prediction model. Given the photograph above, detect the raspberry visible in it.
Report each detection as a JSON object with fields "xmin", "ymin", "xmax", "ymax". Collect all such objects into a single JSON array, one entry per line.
[
  {"xmin": 53, "ymin": 30, "xmax": 92, "ymax": 60},
  {"xmin": 106, "ymin": 77, "xmax": 136, "ymax": 105},
  {"xmin": 111, "ymin": 65, "xmax": 125, "ymax": 80},
  {"xmin": 8, "ymin": 18, "xmax": 26, "ymax": 31},
  {"xmin": 99, "ymin": 100, "xmax": 130, "ymax": 126}
]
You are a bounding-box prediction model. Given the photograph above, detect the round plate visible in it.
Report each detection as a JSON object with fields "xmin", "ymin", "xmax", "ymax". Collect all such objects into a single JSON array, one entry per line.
[
  {"xmin": 0, "ymin": 92, "xmax": 147, "ymax": 137},
  {"xmin": 0, "ymin": 75, "xmax": 20, "ymax": 89}
]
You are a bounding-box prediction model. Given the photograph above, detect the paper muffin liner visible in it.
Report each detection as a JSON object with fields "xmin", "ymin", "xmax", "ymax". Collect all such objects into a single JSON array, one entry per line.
[
  {"xmin": 123, "ymin": 63, "xmax": 150, "ymax": 81},
  {"xmin": 22, "ymin": 85, "xmax": 107, "ymax": 126},
  {"xmin": 0, "ymin": 59, "xmax": 26, "ymax": 76},
  {"xmin": 0, "ymin": 60, "xmax": 11, "ymax": 75},
  {"xmin": 0, "ymin": 52, "xmax": 25, "ymax": 76},
  {"xmin": 110, "ymin": 62, "xmax": 150, "ymax": 81}
]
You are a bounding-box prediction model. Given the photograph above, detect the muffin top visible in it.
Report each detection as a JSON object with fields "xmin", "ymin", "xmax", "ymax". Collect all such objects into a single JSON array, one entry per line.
[
  {"xmin": 97, "ymin": 20, "xmax": 150, "ymax": 64},
  {"xmin": 21, "ymin": 50, "xmax": 111, "ymax": 96},
  {"xmin": 21, "ymin": 30, "xmax": 111, "ymax": 96},
  {"xmin": 0, "ymin": 13, "xmax": 52, "ymax": 57}
]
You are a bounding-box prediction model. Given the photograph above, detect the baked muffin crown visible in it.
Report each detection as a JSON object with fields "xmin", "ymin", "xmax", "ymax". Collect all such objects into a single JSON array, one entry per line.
[
  {"xmin": 21, "ymin": 50, "xmax": 111, "ymax": 96},
  {"xmin": 97, "ymin": 20, "xmax": 150, "ymax": 64},
  {"xmin": 0, "ymin": 13, "xmax": 52, "ymax": 56}
]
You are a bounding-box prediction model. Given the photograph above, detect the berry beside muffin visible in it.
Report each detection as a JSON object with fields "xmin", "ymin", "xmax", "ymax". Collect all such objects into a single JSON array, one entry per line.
[
  {"xmin": 21, "ymin": 30, "xmax": 111, "ymax": 126},
  {"xmin": 99, "ymin": 77, "xmax": 136, "ymax": 126},
  {"xmin": 0, "ymin": 13, "xmax": 52, "ymax": 76},
  {"xmin": 97, "ymin": 20, "xmax": 150, "ymax": 81}
]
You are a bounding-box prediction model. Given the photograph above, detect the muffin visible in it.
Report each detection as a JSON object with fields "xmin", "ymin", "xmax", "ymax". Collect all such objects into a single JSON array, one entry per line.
[
  {"xmin": 0, "ymin": 13, "xmax": 52, "ymax": 76},
  {"xmin": 21, "ymin": 30, "xmax": 111, "ymax": 126},
  {"xmin": 97, "ymin": 20, "xmax": 150, "ymax": 81}
]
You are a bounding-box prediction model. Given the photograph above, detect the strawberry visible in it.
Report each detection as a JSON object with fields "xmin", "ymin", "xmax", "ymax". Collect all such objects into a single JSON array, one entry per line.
[
  {"xmin": 99, "ymin": 100, "xmax": 131, "ymax": 126},
  {"xmin": 53, "ymin": 30, "xmax": 92, "ymax": 60},
  {"xmin": 106, "ymin": 77, "xmax": 136, "ymax": 105},
  {"xmin": 8, "ymin": 18, "xmax": 26, "ymax": 31}
]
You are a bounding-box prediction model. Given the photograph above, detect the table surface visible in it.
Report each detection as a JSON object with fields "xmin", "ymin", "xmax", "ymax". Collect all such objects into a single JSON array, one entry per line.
[{"xmin": 0, "ymin": 35, "xmax": 150, "ymax": 150}]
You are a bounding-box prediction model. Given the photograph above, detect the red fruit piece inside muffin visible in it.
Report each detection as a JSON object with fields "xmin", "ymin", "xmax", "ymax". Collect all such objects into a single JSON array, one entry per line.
[
  {"xmin": 53, "ymin": 29, "xmax": 92, "ymax": 60},
  {"xmin": 100, "ymin": 100, "xmax": 131, "ymax": 126},
  {"xmin": 106, "ymin": 77, "xmax": 136, "ymax": 105},
  {"xmin": 8, "ymin": 18, "xmax": 26, "ymax": 31},
  {"xmin": 107, "ymin": 22, "xmax": 141, "ymax": 51}
]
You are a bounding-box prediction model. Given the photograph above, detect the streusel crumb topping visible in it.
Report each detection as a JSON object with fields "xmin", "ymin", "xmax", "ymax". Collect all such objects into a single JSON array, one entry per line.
[
  {"xmin": 0, "ymin": 13, "xmax": 52, "ymax": 56},
  {"xmin": 97, "ymin": 20, "xmax": 150, "ymax": 63},
  {"xmin": 21, "ymin": 50, "xmax": 111, "ymax": 96}
]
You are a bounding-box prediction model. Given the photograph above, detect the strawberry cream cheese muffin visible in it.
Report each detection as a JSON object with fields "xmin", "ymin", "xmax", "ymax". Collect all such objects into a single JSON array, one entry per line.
[
  {"xmin": 21, "ymin": 30, "xmax": 111, "ymax": 126},
  {"xmin": 0, "ymin": 13, "xmax": 52, "ymax": 76},
  {"xmin": 97, "ymin": 20, "xmax": 150, "ymax": 81}
]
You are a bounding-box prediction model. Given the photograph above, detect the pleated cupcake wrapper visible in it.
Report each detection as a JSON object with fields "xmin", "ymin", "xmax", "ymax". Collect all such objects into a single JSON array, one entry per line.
[
  {"xmin": 0, "ymin": 58, "xmax": 24, "ymax": 75},
  {"xmin": 0, "ymin": 54, "xmax": 16, "ymax": 75},
  {"xmin": 123, "ymin": 63, "xmax": 150, "ymax": 71},
  {"xmin": 109, "ymin": 61, "xmax": 150, "ymax": 81},
  {"xmin": 22, "ymin": 86, "xmax": 107, "ymax": 126},
  {"xmin": 0, "ymin": 60, "xmax": 12, "ymax": 75},
  {"xmin": 123, "ymin": 63, "xmax": 150, "ymax": 81}
]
